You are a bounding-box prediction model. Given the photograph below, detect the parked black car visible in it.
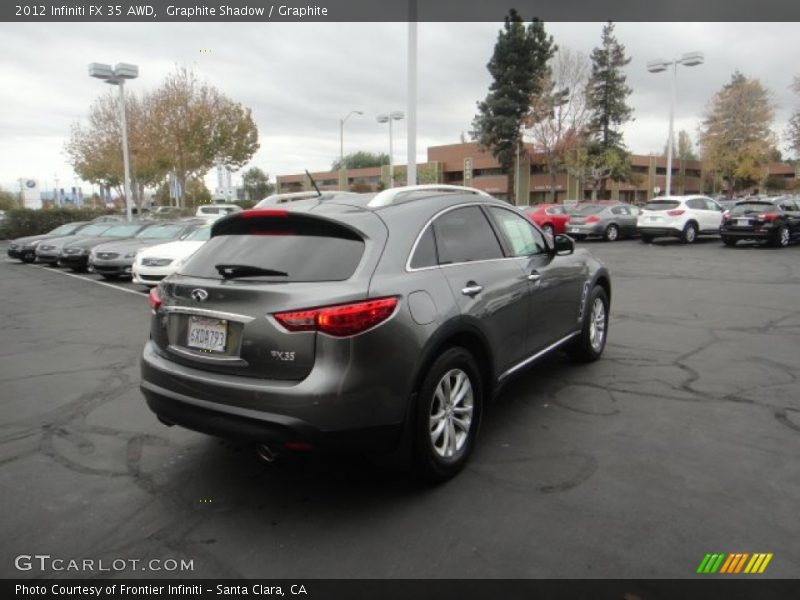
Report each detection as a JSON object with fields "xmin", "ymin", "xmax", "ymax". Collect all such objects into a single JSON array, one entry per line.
[
  {"xmin": 140, "ymin": 185, "xmax": 611, "ymax": 481},
  {"xmin": 7, "ymin": 221, "xmax": 90, "ymax": 262},
  {"xmin": 720, "ymin": 197, "xmax": 800, "ymax": 247},
  {"xmin": 35, "ymin": 222, "xmax": 116, "ymax": 265},
  {"xmin": 58, "ymin": 222, "xmax": 152, "ymax": 271}
]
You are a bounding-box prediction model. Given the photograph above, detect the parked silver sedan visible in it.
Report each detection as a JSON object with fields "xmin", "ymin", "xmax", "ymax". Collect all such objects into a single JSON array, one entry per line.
[{"xmin": 565, "ymin": 203, "xmax": 640, "ymax": 241}]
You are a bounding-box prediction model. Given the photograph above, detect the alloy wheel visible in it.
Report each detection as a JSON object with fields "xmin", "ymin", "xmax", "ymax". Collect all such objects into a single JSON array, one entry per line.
[
  {"xmin": 429, "ymin": 368, "xmax": 474, "ymax": 458},
  {"xmin": 589, "ymin": 297, "xmax": 606, "ymax": 352}
]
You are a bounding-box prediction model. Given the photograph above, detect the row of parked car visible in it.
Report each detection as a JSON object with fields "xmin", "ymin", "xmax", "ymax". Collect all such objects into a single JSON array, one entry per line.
[{"xmin": 523, "ymin": 195, "xmax": 800, "ymax": 247}]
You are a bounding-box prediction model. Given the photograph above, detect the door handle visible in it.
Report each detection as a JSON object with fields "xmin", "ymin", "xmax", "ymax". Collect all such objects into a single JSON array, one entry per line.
[
  {"xmin": 527, "ymin": 271, "xmax": 542, "ymax": 283},
  {"xmin": 461, "ymin": 284, "xmax": 483, "ymax": 297}
]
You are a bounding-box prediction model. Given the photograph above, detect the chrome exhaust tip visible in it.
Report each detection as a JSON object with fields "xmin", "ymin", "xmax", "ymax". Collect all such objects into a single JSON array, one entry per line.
[{"xmin": 255, "ymin": 444, "xmax": 278, "ymax": 463}]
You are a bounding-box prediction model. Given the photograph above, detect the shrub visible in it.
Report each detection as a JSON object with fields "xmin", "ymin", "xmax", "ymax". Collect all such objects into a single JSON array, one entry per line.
[{"xmin": 0, "ymin": 207, "xmax": 115, "ymax": 240}]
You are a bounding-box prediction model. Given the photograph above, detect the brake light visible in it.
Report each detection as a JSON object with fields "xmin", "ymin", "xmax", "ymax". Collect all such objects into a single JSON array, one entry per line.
[
  {"xmin": 722, "ymin": 210, "xmax": 731, "ymax": 220},
  {"xmin": 241, "ymin": 209, "xmax": 289, "ymax": 218},
  {"xmin": 667, "ymin": 209, "xmax": 685, "ymax": 216},
  {"xmin": 274, "ymin": 297, "xmax": 398, "ymax": 337},
  {"xmin": 585, "ymin": 215, "xmax": 600, "ymax": 223},
  {"xmin": 758, "ymin": 212, "xmax": 780, "ymax": 221},
  {"xmin": 148, "ymin": 287, "xmax": 162, "ymax": 311}
]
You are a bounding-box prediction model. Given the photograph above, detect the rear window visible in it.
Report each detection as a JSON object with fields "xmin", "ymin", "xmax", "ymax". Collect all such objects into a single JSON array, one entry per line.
[
  {"xmin": 731, "ymin": 202, "xmax": 776, "ymax": 215},
  {"xmin": 567, "ymin": 204, "xmax": 606, "ymax": 215},
  {"xmin": 179, "ymin": 214, "xmax": 364, "ymax": 282},
  {"xmin": 644, "ymin": 200, "xmax": 681, "ymax": 211}
]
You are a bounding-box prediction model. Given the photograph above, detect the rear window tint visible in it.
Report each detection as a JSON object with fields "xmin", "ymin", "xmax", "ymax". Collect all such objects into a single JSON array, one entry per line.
[
  {"xmin": 179, "ymin": 214, "xmax": 364, "ymax": 282},
  {"xmin": 644, "ymin": 201, "xmax": 681, "ymax": 210},
  {"xmin": 731, "ymin": 202, "xmax": 776, "ymax": 215}
]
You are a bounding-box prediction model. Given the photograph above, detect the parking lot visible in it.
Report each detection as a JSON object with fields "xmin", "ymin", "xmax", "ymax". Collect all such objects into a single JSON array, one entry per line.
[{"xmin": 1, "ymin": 237, "xmax": 799, "ymax": 579}]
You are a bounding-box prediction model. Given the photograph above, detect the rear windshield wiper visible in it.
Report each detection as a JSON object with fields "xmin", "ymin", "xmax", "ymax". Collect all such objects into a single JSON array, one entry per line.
[{"xmin": 215, "ymin": 264, "xmax": 288, "ymax": 279}]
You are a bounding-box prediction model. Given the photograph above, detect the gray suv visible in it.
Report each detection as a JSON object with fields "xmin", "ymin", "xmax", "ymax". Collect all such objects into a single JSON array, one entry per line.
[{"xmin": 140, "ymin": 186, "xmax": 611, "ymax": 481}]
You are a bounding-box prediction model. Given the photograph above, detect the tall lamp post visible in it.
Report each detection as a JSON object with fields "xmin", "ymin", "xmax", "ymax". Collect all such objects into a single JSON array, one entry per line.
[
  {"xmin": 376, "ymin": 111, "xmax": 404, "ymax": 186},
  {"xmin": 339, "ymin": 110, "xmax": 363, "ymax": 190},
  {"xmin": 89, "ymin": 62, "xmax": 139, "ymax": 221},
  {"xmin": 647, "ymin": 51, "xmax": 703, "ymax": 197}
]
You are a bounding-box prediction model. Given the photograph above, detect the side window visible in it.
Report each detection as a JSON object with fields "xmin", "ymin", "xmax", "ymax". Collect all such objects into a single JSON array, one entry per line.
[
  {"xmin": 686, "ymin": 199, "xmax": 701, "ymax": 210},
  {"xmin": 630, "ymin": 205, "xmax": 640, "ymax": 216},
  {"xmin": 545, "ymin": 206, "xmax": 564, "ymax": 215},
  {"xmin": 705, "ymin": 199, "xmax": 721, "ymax": 211},
  {"xmin": 779, "ymin": 200, "xmax": 796, "ymax": 211},
  {"xmin": 612, "ymin": 206, "xmax": 630, "ymax": 215},
  {"xmin": 409, "ymin": 226, "xmax": 438, "ymax": 269},
  {"xmin": 488, "ymin": 207, "xmax": 548, "ymax": 257},
  {"xmin": 433, "ymin": 206, "xmax": 504, "ymax": 265}
]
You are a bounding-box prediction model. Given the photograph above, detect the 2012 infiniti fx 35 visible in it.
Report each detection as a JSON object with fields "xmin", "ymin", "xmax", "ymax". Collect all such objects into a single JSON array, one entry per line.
[{"xmin": 140, "ymin": 185, "xmax": 611, "ymax": 481}]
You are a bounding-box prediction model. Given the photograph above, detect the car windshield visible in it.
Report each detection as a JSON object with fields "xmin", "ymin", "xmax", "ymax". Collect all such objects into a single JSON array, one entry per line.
[
  {"xmin": 78, "ymin": 224, "xmax": 112, "ymax": 236},
  {"xmin": 50, "ymin": 223, "xmax": 81, "ymax": 235},
  {"xmin": 568, "ymin": 204, "xmax": 606, "ymax": 215},
  {"xmin": 185, "ymin": 227, "xmax": 212, "ymax": 241},
  {"xmin": 102, "ymin": 224, "xmax": 144, "ymax": 237},
  {"xmin": 644, "ymin": 200, "xmax": 681, "ymax": 210},
  {"xmin": 136, "ymin": 224, "xmax": 185, "ymax": 239},
  {"xmin": 731, "ymin": 202, "xmax": 776, "ymax": 216}
]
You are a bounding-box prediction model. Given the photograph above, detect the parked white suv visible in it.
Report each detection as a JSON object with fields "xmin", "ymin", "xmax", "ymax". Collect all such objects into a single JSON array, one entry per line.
[
  {"xmin": 637, "ymin": 195, "xmax": 723, "ymax": 243},
  {"xmin": 195, "ymin": 203, "xmax": 242, "ymax": 222}
]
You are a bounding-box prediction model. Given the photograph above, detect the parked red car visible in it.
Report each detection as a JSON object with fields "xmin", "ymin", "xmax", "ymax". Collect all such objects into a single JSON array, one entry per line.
[{"xmin": 522, "ymin": 204, "xmax": 571, "ymax": 236}]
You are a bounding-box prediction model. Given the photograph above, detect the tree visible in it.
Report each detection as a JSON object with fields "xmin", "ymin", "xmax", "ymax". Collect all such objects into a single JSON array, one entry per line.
[
  {"xmin": 241, "ymin": 167, "xmax": 274, "ymax": 201},
  {"xmin": 525, "ymin": 47, "xmax": 590, "ymax": 201},
  {"xmin": 331, "ymin": 151, "xmax": 389, "ymax": 171},
  {"xmin": 698, "ymin": 71, "xmax": 776, "ymax": 197},
  {"xmin": 472, "ymin": 11, "xmax": 556, "ymax": 203},
  {"xmin": 787, "ymin": 76, "xmax": 800, "ymax": 159},
  {"xmin": 582, "ymin": 21, "xmax": 634, "ymax": 198},
  {"xmin": 148, "ymin": 66, "xmax": 259, "ymax": 207},
  {"xmin": 664, "ymin": 130, "xmax": 697, "ymax": 161}
]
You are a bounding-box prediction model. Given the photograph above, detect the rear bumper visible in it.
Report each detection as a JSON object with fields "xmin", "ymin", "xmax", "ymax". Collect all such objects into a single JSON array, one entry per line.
[
  {"xmin": 720, "ymin": 227, "xmax": 775, "ymax": 240},
  {"xmin": 637, "ymin": 226, "xmax": 682, "ymax": 238},
  {"xmin": 566, "ymin": 224, "xmax": 604, "ymax": 238},
  {"xmin": 140, "ymin": 341, "xmax": 407, "ymax": 453}
]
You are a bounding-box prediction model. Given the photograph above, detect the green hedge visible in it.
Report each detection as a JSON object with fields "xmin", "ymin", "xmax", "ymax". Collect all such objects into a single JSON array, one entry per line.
[{"xmin": 0, "ymin": 208, "xmax": 116, "ymax": 240}]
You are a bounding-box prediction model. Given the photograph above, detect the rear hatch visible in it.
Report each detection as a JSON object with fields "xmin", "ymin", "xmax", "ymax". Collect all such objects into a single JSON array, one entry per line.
[
  {"xmin": 151, "ymin": 206, "xmax": 387, "ymax": 381},
  {"xmin": 639, "ymin": 200, "xmax": 682, "ymax": 224},
  {"xmin": 725, "ymin": 202, "xmax": 777, "ymax": 229}
]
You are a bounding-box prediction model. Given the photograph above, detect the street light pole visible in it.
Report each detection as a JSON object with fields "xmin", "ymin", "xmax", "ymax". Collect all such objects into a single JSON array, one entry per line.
[
  {"xmin": 377, "ymin": 111, "xmax": 404, "ymax": 187},
  {"xmin": 89, "ymin": 62, "xmax": 138, "ymax": 221},
  {"xmin": 647, "ymin": 51, "xmax": 703, "ymax": 197},
  {"xmin": 118, "ymin": 80, "xmax": 133, "ymax": 222}
]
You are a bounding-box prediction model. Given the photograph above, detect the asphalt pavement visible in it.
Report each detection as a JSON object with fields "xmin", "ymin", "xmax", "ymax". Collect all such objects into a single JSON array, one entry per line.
[{"xmin": 1, "ymin": 237, "xmax": 799, "ymax": 578}]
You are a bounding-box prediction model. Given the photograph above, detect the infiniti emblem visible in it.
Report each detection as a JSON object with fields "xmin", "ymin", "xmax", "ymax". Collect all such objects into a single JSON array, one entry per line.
[{"xmin": 191, "ymin": 288, "xmax": 209, "ymax": 302}]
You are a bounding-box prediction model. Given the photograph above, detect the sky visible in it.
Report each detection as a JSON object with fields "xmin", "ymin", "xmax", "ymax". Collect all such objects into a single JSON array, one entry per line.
[{"xmin": 0, "ymin": 21, "xmax": 798, "ymax": 194}]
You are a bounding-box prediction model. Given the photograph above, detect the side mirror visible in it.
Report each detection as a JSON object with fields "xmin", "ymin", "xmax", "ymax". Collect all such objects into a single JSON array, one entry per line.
[{"xmin": 553, "ymin": 234, "xmax": 574, "ymax": 256}]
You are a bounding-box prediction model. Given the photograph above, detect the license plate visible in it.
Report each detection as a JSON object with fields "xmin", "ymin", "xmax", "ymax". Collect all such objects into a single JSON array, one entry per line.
[
  {"xmin": 647, "ymin": 216, "xmax": 660, "ymax": 222},
  {"xmin": 187, "ymin": 316, "xmax": 227, "ymax": 352},
  {"xmin": 569, "ymin": 227, "xmax": 581, "ymax": 233},
  {"xmin": 736, "ymin": 219, "xmax": 750, "ymax": 226}
]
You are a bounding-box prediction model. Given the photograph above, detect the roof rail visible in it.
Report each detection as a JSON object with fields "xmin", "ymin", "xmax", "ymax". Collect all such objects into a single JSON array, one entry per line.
[{"xmin": 367, "ymin": 184, "xmax": 491, "ymax": 208}]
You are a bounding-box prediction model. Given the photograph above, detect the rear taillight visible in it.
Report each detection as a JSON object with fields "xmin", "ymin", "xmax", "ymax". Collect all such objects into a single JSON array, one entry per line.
[
  {"xmin": 722, "ymin": 211, "xmax": 731, "ymax": 220},
  {"xmin": 667, "ymin": 209, "xmax": 685, "ymax": 216},
  {"xmin": 585, "ymin": 215, "xmax": 600, "ymax": 223},
  {"xmin": 758, "ymin": 212, "xmax": 780, "ymax": 221},
  {"xmin": 274, "ymin": 297, "xmax": 398, "ymax": 337},
  {"xmin": 148, "ymin": 287, "xmax": 162, "ymax": 311}
]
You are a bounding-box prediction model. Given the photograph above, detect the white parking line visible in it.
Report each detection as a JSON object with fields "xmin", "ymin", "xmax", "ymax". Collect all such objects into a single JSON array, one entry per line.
[{"xmin": 31, "ymin": 264, "xmax": 146, "ymax": 298}]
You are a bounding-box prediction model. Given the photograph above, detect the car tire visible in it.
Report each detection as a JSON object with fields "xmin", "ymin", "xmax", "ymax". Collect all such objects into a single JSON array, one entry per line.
[
  {"xmin": 603, "ymin": 224, "xmax": 619, "ymax": 242},
  {"xmin": 640, "ymin": 234, "xmax": 654, "ymax": 243},
  {"xmin": 722, "ymin": 237, "xmax": 737, "ymax": 247},
  {"xmin": 568, "ymin": 286, "xmax": 609, "ymax": 364},
  {"xmin": 542, "ymin": 223, "xmax": 554, "ymax": 237},
  {"xmin": 772, "ymin": 224, "xmax": 790, "ymax": 248},
  {"xmin": 681, "ymin": 222, "xmax": 698, "ymax": 244},
  {"xmin": 413, "ymin": 346, "xmax": 483, "ymax": 483}
]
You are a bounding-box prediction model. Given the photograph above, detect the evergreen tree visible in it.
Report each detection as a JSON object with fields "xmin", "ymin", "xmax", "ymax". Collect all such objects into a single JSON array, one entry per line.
[
  {"xmin": 583, "ymin": 21, "xmax": 633, "ymax": 197},
  {"xmin": 472, "ymin": 11, "xmax": 556, "ymax": 203}
]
